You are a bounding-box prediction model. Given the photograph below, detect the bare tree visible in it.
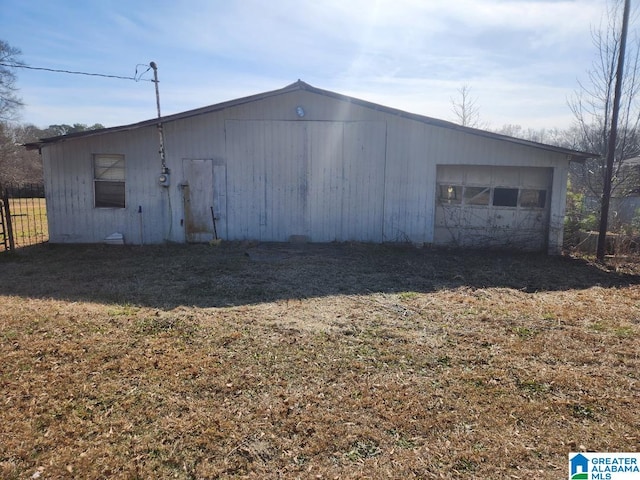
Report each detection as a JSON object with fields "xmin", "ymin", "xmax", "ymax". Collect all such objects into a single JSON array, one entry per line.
[
  {"xmin": 494, "ymin": 124, "xmax": 575, "ymax": 148},
  {"xmin": 569, "ymin": 0, "xmax": 640, "ymax": 198},
  {"xmin": 0, "ymin": 40, "xmax": 24, "ymax": 122},
  {"xmin": 451, "ymin": 85, "xmax": 484, "ymax": 128},
  {"xmin": 0, "ymin": 123, "xmax": 45, "ymax": 185},
  {"xmin": 0, "ymin": 40, "xmax": 28, "ymax": 185}
]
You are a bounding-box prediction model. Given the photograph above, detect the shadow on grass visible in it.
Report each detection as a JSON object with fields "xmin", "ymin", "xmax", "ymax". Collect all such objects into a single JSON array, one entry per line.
[{"xmin": 1, "ymin": 242, "xmax": 639, "ymax": 309}]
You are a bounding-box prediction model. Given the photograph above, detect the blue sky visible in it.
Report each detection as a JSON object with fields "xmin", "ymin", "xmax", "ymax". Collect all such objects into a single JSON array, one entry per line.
[{"xmin": 0, "ymin": 0, "xmax": 626, "ymax": 130}]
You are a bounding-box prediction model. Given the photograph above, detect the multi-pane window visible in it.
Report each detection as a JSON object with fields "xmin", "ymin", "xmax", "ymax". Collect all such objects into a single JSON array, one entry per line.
[
  {"xmin": 438, "ymin": 185, "xmax": 546, "ymax": 209},
  {"xmin": 94, "ymin": 154, "xmax": 125, "ymax": 208}
]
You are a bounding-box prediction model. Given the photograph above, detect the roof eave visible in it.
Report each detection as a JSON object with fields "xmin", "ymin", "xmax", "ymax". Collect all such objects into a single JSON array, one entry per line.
[
  {"xmin": 24, "ymin": 81, "xmax": 309, "ymax": 149},
  {"xmin": 296, "ymin": 82, "xmax": 597, "ymax": 160}
]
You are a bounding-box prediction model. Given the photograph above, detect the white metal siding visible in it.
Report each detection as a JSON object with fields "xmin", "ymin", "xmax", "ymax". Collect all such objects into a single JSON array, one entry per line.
[
  {"xmin": 40, "ymin": 87, "xmax": 573, "ymax": 251},
  {"xmin": 42, "ymin": 127, "xmax": 166, "ymax": 244},
  {"xmin": 308, "ymin": 122, "xmax": 344, "ymax": 241},
  {"xmin": 382, "ymin": 121, "xmax": 432, "ymax": 242},
  {"xmin": 225, "ymin": 120, "xmax": 386, "ymax": 242}
]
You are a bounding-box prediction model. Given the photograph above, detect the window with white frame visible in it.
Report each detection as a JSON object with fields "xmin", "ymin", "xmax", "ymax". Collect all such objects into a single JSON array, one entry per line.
[{"xmin": 94, "ymin": 154, "xmax": 125, "ymax": 208}]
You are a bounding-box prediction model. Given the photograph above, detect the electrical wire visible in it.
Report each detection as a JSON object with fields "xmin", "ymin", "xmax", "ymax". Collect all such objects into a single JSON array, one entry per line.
[
  {"xmin": 134, "ymin": 64, "xmax": 152, "ymax": 82},
  {"xmin": 4, "ymin": 59, "xmax": 174, "ymax": 240},
  {"xmin": 0, "ymin": 62, "xmax": 154, "ymax": 82}
]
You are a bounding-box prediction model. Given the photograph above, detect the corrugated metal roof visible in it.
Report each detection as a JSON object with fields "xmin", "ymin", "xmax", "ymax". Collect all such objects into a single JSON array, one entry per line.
[{"xmin": 25, "ymin": 79, "xmax": 596, "ymax": 160}]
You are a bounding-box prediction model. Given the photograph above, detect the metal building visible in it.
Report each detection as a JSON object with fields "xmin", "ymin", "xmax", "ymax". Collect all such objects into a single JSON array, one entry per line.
[{"xmin": 28, "ymin": 81, "xmax": 593, "ymax": 253}]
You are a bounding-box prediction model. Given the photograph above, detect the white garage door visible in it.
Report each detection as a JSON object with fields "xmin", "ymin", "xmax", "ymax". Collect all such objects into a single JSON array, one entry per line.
[{"xmin": 434, "ymin": 165, "xmax": 552, "ymax": 251}]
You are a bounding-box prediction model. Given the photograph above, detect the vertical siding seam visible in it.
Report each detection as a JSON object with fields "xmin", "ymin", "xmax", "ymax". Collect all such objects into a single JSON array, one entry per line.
[
  {"xmin": 340, "ymin": 122, "xmax": 345, "ymax": 239},
  {"xmin": 381, "ymin": 122, "xmax": 389, "ymax": 242}
]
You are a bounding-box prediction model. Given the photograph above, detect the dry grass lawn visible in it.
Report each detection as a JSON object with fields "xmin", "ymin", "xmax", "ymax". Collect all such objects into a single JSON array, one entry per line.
[{"xmin": 1, "ymin": 242, "xmax": 639, "ymax": 479}]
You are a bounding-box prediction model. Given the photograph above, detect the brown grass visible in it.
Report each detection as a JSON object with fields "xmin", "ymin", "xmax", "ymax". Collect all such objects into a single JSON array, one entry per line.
[{"xmin": 1, "ymin": 243, "xmax": 639, "ymax": 479}]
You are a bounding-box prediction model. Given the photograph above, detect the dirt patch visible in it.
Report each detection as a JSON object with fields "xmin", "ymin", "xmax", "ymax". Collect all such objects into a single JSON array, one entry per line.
[{"xmin": 1, "ymin": 243, "xmax": 639, "ymax": 478}]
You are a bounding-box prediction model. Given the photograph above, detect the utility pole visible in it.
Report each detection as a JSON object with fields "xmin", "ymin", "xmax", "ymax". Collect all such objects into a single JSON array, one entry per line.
[
  {"xmin": 597, "ymin": 0, "xmax": 630, "ymax": 262},
  {"xmin": 149, "ymin": 61, "xmax": 168, "ymax": 177}
]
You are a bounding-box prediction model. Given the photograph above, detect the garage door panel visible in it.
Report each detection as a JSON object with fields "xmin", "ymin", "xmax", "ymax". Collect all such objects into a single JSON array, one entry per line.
[
  {"xmin": 493, "ymin": 168, "xmax": 520, "ymax": 186},
  {"xmin": 435, "ymin": 165, "xmax": 552, "ymax": 251},
  {"xmin": 435, "ymin": 204, "xmax": 460, "ymax": 228},
  {"xmin": 460, "ymin": 208, "xmax": 491, "ymax": 227},
  {"xmin": 519, "ymin": 167, "xmax": 553, "ymax": 187},
  {"xmin": 464, "ymin": 166, "xmax": 493, "ymax": 185},
  {"xmin": 493, "ymin": 209, "xmax": 517, "ymax": 228},
  {"xmin": 437, "ymin": 165, "xmax": 466, "ymax": 184},
  {"xmin": 516, "ymin": 209, "xmax": 545, "ymax": 230}
]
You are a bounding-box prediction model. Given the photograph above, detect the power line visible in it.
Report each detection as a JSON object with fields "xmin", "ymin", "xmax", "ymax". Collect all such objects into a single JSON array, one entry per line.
[{"xmin": 0, "ymin": 62, "xmax": 154, "ymax": 82}]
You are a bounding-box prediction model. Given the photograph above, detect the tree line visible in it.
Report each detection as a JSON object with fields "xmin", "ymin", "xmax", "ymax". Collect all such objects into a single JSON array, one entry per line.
[{"xmin": 0, "ymin": 122, "xmax": 105, "ymax": 186}]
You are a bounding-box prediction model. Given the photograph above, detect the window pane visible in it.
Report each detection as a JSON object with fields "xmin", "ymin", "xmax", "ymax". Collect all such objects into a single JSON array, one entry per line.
[
  {"xmin": 493, "ymin": 188, "xmax": 518, "ymax": 207},
  {"xmin": 438, "ymin": 184, "xmax": 462, "ymax": 204},
  {"xmin": 95, "ymin": 181, "xmax": 125, "ymax": 208},
  {"xmin": 95, "ymin": 154, "xmax": 125, "ymax": 181},
  {"xmin": 520, "ymin": 189, "xmax": 546, "ymax": 208},
  {"xmin": 463, "ymin": 186, "xmax": 490, "ymax": 205}
]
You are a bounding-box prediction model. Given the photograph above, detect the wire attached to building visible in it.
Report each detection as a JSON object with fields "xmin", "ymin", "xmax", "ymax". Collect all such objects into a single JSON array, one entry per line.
[
  {"xmin": 4, "ymin": 59, "xmax": 175, "ymax": 241},
  {"xmin": 0, "ymin": 62, "xmax": 154, "ymax": 82}
]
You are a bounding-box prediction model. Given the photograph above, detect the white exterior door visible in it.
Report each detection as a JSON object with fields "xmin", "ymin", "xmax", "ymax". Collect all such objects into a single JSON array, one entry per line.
[{"xmin": 182, "ymin": 159, "xmax": 227, "ymax": 243}]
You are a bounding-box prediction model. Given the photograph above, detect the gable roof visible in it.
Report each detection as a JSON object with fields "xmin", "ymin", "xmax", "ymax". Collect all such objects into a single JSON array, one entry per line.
[{"xmin": 25, "ymin": 80, "xmax": 595, "ymax": 160}]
